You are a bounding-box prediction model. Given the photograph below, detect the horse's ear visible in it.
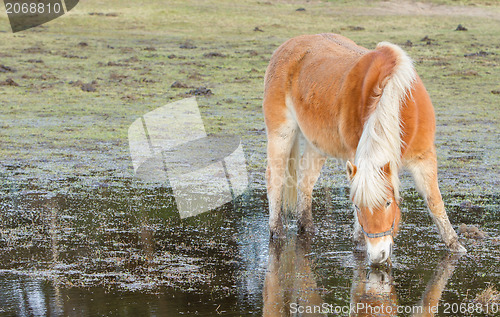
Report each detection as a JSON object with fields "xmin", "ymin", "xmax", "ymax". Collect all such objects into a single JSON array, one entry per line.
[{"xmin": 346, "ymin": 161, "xmax": 357, "ymax": 181}]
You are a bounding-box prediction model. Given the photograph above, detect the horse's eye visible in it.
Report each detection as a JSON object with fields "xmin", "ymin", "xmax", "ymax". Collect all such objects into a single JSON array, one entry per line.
[{"xmin": 386, "ymin": 200, "xmax": 392, "ymax": 208}]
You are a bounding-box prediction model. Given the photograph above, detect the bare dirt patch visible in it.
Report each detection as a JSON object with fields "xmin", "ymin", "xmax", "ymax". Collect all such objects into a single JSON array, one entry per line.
[{"xmin": 352, "ymin": 1, "xmax": 500, "ymax": 20}]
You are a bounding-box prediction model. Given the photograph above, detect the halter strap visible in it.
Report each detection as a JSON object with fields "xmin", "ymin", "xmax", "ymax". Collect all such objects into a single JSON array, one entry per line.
[
  {"xmin": 360, "ymin": 218, "xmax": 395, "ymax": 239},
  {"xmin": 354, "ymin": 205, "xmax": 396, "ymax": 239}
]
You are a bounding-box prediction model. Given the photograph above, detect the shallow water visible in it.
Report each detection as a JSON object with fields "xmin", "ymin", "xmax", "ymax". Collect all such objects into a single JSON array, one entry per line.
[{"xmin": 0, "ymin": 182, "xmax": 498, "ymax": 316}]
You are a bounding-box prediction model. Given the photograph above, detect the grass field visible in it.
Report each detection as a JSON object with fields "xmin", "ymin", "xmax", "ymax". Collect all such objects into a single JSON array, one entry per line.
[
  {"xmin": 0, "ymin": 0, "xmax": 498, "ymax": 193},
  {"xmin": 0, "ymin": 0, "xmax": 499, "ymax": 315}
]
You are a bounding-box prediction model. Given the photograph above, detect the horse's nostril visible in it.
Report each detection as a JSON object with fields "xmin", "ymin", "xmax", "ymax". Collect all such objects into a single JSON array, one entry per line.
[{"xmin": 380, "ymin": 250, "xmax": 386, "ymax": 260}]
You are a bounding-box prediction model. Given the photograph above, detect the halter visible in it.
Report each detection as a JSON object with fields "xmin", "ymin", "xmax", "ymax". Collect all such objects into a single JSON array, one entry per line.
[{"xmin": 354, "ymin": 205, "xmax": 396, "ymax": 239}]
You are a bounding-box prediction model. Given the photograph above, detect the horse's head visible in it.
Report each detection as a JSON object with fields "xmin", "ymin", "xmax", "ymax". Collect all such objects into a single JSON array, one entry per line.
[{"xmin": 347, "ymin": 161, "xmax": 401, "ymax": 265}]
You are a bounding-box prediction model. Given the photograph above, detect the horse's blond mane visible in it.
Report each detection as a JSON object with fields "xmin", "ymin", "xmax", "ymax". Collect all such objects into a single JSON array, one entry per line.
[{"xmin": 350, "ymin": 42, "xmax": 416, "ymax": 208}]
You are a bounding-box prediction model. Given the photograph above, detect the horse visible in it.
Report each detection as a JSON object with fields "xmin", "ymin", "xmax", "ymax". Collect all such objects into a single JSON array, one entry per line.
[{"xmin": 263, "ymin": 33, "xmax": 466, "ymax": 264}]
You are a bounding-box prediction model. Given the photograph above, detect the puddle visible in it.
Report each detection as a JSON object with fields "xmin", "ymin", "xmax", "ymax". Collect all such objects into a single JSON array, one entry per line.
[{"xmin": 0, "ymin": 183, "xmax": 498, "ymax": 316}]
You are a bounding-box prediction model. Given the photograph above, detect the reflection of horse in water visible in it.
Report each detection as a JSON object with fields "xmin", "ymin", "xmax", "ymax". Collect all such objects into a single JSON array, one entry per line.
[
  {"xmin": 263, "ymin": 235, "xmax": 461, "ymax": 317},
  {"xmin": 350, "ymin": 252, "xmax": 460, "ymax": 317},
  {"xmin": 411, "ymin": 254, "xmax": 461, "ymax": 317},
  {"xmin": 350, "ymin": 252, "xmax": 398, "ymax": 316},
  {"xmin": 263, "ymin": 235, "xmax": 325, "ymax": 316}
]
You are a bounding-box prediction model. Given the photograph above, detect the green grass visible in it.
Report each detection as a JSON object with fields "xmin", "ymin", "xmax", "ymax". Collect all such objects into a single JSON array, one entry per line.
[{"xmin": 0, "ymin": 0, "xmax": 498, "ymax": 196}]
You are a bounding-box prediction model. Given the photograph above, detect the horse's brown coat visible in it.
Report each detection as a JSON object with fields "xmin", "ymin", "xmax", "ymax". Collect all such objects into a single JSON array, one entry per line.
[
  {"xmin": 263, "ymin": 33, "xmax": 465, "ymax": 263},
  {"xmin": 264, "ymin": 33, "xmax": 433, "ymax": 161}
]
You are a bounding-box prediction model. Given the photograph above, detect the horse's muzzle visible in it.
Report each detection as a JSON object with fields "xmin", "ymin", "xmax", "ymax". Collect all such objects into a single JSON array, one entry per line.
[{"xmin": 366, "ymin": 236, "xmax": 393, "ymax": 265}]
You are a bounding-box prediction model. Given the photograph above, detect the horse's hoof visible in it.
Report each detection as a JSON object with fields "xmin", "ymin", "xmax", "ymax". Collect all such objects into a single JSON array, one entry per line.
[{"xmin": 449, "ymin": 240, "xmax": 467, "ymax": 253}]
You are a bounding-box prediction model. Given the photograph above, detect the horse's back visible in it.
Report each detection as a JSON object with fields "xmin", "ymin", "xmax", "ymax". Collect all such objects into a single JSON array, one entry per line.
[
  {"xmin": 264, "ymin": 33, "xmax": 366, "ymax": 88},
  {"xmin": 263, "ymin": 34, "xmax": 370, "ymax": 157},
  {"xmin": 263, "ymin": 33, "xmax": 436, "ymax": 161},
  {"xmin": 263, "ymin": 34, "xmax": 366, "ymax": 136}
]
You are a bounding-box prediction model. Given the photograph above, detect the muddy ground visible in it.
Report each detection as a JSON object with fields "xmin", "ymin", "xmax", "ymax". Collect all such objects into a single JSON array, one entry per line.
[{"xmin": 0, "ymin": 0, "xmax": 499, "ymax": 316}]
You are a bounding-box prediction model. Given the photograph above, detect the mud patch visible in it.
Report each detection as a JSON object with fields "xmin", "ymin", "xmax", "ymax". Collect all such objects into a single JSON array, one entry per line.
[
  {"xmin": 171, "ymin": 81, "xmax": 191, "ymax": 89},
  {"xmin": 203, "ymin": 52, "xmax": 227, "ymax": 58},
  {"xmin": 68, "ymin": 80, "xmax": 98, "ymax": 92},
  {"xmin": 179, "ymin": 41, "xmax": 197, "ymax": 49},
  {"xmin": 89, "ymin": 12, "xmax": 119, "ymax": 17},
  {"xmin": 61, "ymin": 53, "xmax": 88, "ymax": 59},
  {"xmin": 109, "ymin": 72, "xmax": 128, "ymax": 81},
  {"xmin": 0, "ymin": 65, "xmax": 16, "ymax": 73},
  {"xmin": 81, "ymin": 82, "xmax": 97, "ymax": 92},
  {"xmin": 458, "ymin": 223, "xmax": 488, "ymax": 239},
  {"xmin": 105, "ymin": 61, "xmax": 127, "ymax": 67},
  {"xmin": 464, "ymin": 51, "xmax": 495, "ymax": 57},
  {"xmin": 447, "ymin": 70, "xmax": 479, "ymax": 77},
  {"xmin": 187, "ymin": 87, "xmax": 213, "ymax": 96},
  {"xmin": 0, "ymin": 78, "xmax": 19, "ymax": 86},
  {"xmin": 347, "ymin": 25, "xmax": 365, "ymax": 31}
]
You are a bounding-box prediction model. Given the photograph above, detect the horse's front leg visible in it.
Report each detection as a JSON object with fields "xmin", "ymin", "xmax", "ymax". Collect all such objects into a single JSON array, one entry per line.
[
  {"xmin": 407, "ymin": 148, "xmax": 466, "ymax": 252},
  {"xmin": 297, "ymin": 143, "xmax": 326, "ymax": 234}
]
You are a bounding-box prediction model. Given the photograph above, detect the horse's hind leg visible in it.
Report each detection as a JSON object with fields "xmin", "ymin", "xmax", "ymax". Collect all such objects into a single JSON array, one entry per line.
[
  {"xmin": 297, "ymin": 142, "xmax": 326, "ymax": 234},
  {"xmin": 406, "ymin": 148, "xmax": 466, "ymax": 252},
  {"xmin": 266, "ymin": 121, "xmax": 298, "ymax": 238}
]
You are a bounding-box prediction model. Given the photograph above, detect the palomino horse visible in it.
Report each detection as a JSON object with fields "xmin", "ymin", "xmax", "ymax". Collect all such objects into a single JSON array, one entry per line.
[{"xmin": 263, "ymin": 33, "xmax": 466, "ymax": 264}]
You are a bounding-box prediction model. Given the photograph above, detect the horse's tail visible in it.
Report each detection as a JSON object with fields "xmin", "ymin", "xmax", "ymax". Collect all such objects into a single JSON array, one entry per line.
[{"xmin": 282, "ymin": 135, "xmax": 299, "ymax": 213}]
